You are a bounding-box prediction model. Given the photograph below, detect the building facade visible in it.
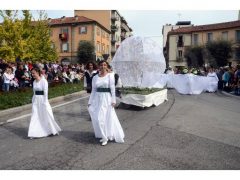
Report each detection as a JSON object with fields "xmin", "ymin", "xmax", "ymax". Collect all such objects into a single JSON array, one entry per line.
[
  {"xmin": 166, "ymin": 20, "xmax": 240, "ymax": 68},
  {"xmin": 49, "ymin": 16, "xmax": 111, "ymax": 64},
  {"xmin": 74, "ymin": 10, "xmax": 133, "ymax": 59}
]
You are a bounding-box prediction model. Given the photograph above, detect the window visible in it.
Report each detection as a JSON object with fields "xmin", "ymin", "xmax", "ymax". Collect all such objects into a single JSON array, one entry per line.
[
  {"xmin": 79, "ymin": 26, "xmax": 87, "ymax": 34},
  {"xmin": 97, "ymin": 28, "xmax": 100, "ymax": 36},
  {"xmin": 193, "ymin": 34, "xmax": 198, "ymax": 45},
  {"xmin": 177, "ymin": 35, "xmax": 183, "ymax": 47},
  {"xmin": 61, "ymin": 27, "xmax": 68, "ymax": 34},
  {"xmin": 97, "ymin": 42, "xmax": 100, "ymax": 52},
  {"xmin": 178, "ymin": 50, "xmax": 183, "ymax": 58},
  {"xmin": 61, "ymin": 43, "xmax": 69, "ymax": 52},
  {"xmin": 102, "ymin": 44, "xmax": 105, "ymax": 53},
  {"xmin": 236, "ymin": 30, "xmax": 240, "ymax": 42},
  {"xmin": 207, "ymin": 32, "xmax": 213, "ymax": 42},
  {"xmin": 235, "ymin": 48, "xmax": 240, "ymax": 60},
  {"xmin": 222, "ymin": 31, "xmax": 228, "ymax": 41}
]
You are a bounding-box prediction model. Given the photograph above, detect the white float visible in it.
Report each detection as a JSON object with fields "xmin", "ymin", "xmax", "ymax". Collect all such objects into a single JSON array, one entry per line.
[{"xmin": 111, "ymin": 36, "xmax": 168, "ymax": 107}]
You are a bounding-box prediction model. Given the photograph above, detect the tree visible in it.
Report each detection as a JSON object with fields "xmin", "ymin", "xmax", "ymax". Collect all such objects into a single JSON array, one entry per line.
[
  {"xmin": 206, "ymin": 40, "xmax": 232, "ymax": 67},
  {"xmin": 0, "ymin": 10, "xmax": 26, "ymax": 61},
  {"xmin": 29, "ymin": 11, "xmax": 58, "ymax": 62},
  {"xmin": 0, "ymin": 10, "xmax": 58, "ymax": 63},
  {"xmin": 77, "ymin": 40, "xmax": 95, "ymax": 64},
  {"xmin": 184, "ymin": 46, "xmax": 204, "ymax": 68}
]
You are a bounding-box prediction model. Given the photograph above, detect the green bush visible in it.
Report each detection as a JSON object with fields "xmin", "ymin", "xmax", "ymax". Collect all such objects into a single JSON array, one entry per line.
[
  {"xmin": 121, "ymin": 87, "xmax": 165, "ymax": 95},
  {"xmin": 0, "ymin": 82, "xmax": 84, "ymax": 110}
]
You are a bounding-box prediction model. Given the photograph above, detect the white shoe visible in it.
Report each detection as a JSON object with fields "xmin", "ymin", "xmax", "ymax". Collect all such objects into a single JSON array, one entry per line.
[{"xmin": 101, "ymin": 140, "xmax": 108, "ymax": 146}]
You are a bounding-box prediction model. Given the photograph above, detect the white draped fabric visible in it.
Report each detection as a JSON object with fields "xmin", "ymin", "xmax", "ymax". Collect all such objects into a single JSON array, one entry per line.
[
  {"xmin": 88, "ymin": 73, "xmax": 125, "ymax": 143},
  {"xmin": 139, "ymin": 73, "xmax": 218, "ymax": 95},
  {"xmin": 206, "ymin": 72, "xmax": 219, "ymax": 92},
  {"xmin": 28, "ymin": 77, "xmax": 61, "ymax": 138},
  {"xmin": 120, "ymin": 89, "xmax": 168, "ymax": 107},
  {"xmin": 111, "ymin": 36, "xmax": 166, "ymax": 88}
]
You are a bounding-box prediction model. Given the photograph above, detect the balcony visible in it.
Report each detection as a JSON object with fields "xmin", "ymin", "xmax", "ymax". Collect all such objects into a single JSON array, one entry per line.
[
  {"xmin": 111, "ymin": 15, "xmax": 119, "ymax": 21},
  {"xmin": 111, "ymin": 25, "xmax": 118, "ymax": 32},
  {"xmin": 59, "ymin": 33, "xmax": 68, "ymax": 41},
  {"xmin": 111, "ymin": 37, "xmax": 117, "ymax": 44},
  {"xmin": 177, "ymin": 41, "xmax": 184, "ymax": 47},
  {"xmin": 176, "ymin": 57, "xmax": 184, "ymax": 62}
]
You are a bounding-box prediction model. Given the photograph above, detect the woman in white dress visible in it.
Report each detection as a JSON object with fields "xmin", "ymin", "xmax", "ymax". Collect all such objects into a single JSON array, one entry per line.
[
  {"xmin": 28, "ymin": 68, "xmax": 61, "ymax": 138},
  {"xmin": 88, "ymin": 60, "xmax": 125, "ymax": 146},
  {"xmin": 207, "ymin": 67, "xmax": 219, "ymax": 92}
]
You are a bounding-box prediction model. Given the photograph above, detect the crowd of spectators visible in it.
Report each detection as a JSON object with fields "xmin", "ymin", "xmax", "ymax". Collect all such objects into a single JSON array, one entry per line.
[{"xmin": 0, "ymin": 59, "xmax": 85, "ymax": 92}]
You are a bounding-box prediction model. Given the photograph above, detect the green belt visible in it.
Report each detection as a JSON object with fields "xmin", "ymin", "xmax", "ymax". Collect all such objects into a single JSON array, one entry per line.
[
  {"xmin": 96, "ymin": 88, "xmax": 111, "ymax": 93},
  {"xmin": 35, "ymin": 91, "xmax": 44, "ymax": 95}
]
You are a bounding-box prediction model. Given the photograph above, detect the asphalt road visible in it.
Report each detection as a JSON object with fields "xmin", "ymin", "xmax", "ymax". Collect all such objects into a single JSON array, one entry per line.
[{"xmin": 0, "ymin": 90, "xmax": 240, "ymax": 170}]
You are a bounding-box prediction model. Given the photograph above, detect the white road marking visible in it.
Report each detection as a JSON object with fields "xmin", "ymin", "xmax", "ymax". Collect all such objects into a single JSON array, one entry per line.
[{"xmin": 4, "ymin": 95, "xmax": 89, "ymax": 123}]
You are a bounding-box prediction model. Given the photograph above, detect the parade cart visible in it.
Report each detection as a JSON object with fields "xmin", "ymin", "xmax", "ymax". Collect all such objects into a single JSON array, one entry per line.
[
  {"xmin": 118, "ymin": 87, "xmax": 167, "ymax": 108},
  {"xmin": 112, "ymin": 36, "xmax": 167, "ymax": 108}
]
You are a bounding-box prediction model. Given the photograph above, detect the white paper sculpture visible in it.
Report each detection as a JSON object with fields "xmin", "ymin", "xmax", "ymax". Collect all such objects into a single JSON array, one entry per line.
[{"xmin": 111, "ymin": 36, "xmax": 166, "ymax": 87}]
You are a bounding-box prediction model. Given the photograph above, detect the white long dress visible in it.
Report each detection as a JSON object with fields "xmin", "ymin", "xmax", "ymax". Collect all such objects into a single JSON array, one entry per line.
[
  {"xmin": 88, "ymin": 73, "xmax": 125, "ymax": 143},
  {"xmin": 207, "ymin": 72, "xmax": 219, "ymax": 92},
  {"xmin": 28, "ymin": 76, "xmax": 61, "ymax": 138}
]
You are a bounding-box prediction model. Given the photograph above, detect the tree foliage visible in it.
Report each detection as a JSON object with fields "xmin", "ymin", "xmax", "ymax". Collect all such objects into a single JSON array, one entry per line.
[
  {"xmin": 184, "ymin": 46, "xmax": 204, "ymax": 68},
  {"xmin": 0, "ymin": 10, "xmax": 58, "ymax": 62},
  {"xmin": 77, "ymin": 40, "xmax": 95, "ymax": 64},
  {"xmin": 206, "ymin": 40, "xmax": 232, "ymax": 67}
]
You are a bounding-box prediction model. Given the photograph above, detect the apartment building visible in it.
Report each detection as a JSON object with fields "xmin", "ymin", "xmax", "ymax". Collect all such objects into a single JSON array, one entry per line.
[
  {"xmin": 74, "ymin": 10, "xmax": 133, "ymax": 59},
  {"xmin": 166, "ymin": 20, "xmax": 240, "ymax": 68},
  {"xmin": 49, "ymin": 16, "xmax": 111, "ymax": 64}
]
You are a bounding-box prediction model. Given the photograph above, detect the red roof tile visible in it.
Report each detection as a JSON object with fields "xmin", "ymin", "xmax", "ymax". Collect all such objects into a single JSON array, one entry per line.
[
  {"xmin": 169, "ymin": 20, "xmax": 240, "ymax": 35},
  {"xmin": 48, "ymin": 16, "xmax": 95, "ymax": 25}
]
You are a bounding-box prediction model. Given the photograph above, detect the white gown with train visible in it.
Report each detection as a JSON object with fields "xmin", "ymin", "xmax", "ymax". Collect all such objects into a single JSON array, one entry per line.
[
  {"xmin": 28, "ymin": 76, "xmax": 61, "ymax": 138},
  {"xmin": 88, "ymin": 73, "xmax": 125, "ymax": 143}
]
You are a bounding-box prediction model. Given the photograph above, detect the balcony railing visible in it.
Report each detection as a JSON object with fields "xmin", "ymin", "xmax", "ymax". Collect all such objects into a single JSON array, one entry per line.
[
  {"xmin": 177, "ymin": 41, "xmax": 184, "ymax": 47},
  {"xmin": 111, "ymin": 38, "xmax": 117, "ymax": 43},
  {"xmin": 176, "ymin": 57, "xmax": 184, "ymax": 62},
  {"xmin": 59, "ymin": 33, "xmax": 68, "ymax": 41},
  {"xmin": 111, "ymin": 25, "xmax": 118, "ymax": 32},
  {"xmin": 111, "ymin": 15, "xmax": 119, "ymax": 21}
]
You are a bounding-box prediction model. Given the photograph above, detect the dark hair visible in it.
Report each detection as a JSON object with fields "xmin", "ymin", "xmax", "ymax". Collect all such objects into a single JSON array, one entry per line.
[
  {"xmin": 98, "ymin": 60, "xmax": 109, "ymax": 66},
  {"xmin": 31, "ymin": 67, "xmax": 41, "ymax": 76},
  {"xmin": 86, "ymin": 61, "xmax": 97, "ymax": 70}
]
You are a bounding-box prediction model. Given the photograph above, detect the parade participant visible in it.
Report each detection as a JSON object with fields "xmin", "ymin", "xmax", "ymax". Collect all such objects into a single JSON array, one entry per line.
[
  {"xmin": 84, "ymin": 61, "xmax": 98, "ymax": 93},
  {"xmin": 28, "ymin": 67, "xmax": 61, "ymax": 139},
  {"xmin": 207, "ymin": 67, "xmax": 219, "ymax": 92},
  {"xmin": 88, "ymin": 60, "xmax": 125, "ymax": 146}
]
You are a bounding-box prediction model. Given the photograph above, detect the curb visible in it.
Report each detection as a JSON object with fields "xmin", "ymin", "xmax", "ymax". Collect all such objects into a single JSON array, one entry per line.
[
  {"xmin": 220, "ymin": 90, "xmax": 240, "ymax": 100},
  {"xmin": 0, "ymin": 90, "xmax": 87, "ymax": 117}
]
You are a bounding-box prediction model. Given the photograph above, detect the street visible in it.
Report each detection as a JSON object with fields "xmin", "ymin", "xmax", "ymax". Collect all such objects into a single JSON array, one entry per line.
[{"xmin": 0, "ymin": 90, "xmax": 240, "ymax": 169}]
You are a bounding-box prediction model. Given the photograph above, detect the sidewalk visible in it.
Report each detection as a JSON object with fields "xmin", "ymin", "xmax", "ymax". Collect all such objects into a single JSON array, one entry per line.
[{"xmin": 0, "ymin": 90, "xmax": 88, "ymax": 125}]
